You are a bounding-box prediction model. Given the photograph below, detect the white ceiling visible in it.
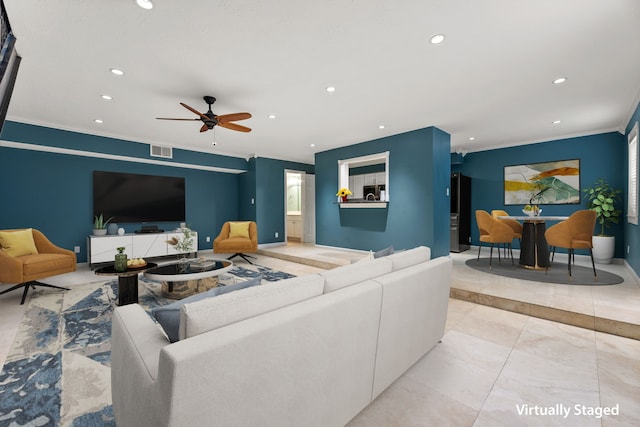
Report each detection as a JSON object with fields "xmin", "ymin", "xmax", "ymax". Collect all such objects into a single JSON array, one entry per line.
[{"xmin": 4, "ymin": 0, "xmax": 640, "ymax": 164}]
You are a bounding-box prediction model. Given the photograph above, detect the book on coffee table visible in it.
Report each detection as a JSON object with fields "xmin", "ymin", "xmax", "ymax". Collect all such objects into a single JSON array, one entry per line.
[{"xmin": 189, "ymin": 259, "xmax": 216, "ymax": 270}]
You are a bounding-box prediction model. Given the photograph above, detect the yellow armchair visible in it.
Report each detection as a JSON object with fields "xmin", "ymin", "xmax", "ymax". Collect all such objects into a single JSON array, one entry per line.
[
  {"xmin": 213, "ymin": 221, "xmax": 258, "ymax": 264},
  {"xmin": 0, "ymin": 228, "xmax": 76, "ymax": 304}
]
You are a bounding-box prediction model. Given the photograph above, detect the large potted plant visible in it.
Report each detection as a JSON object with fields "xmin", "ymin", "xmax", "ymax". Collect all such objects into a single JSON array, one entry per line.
[{"xmin": 583, "ymin": 178, "xmax": 621, "ymax": 264}]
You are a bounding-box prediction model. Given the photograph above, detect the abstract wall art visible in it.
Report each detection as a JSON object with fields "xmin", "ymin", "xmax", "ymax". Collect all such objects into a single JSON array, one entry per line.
[{"xmin": 504, "ymin": 159, "xmax": 580, "ymax": 205}]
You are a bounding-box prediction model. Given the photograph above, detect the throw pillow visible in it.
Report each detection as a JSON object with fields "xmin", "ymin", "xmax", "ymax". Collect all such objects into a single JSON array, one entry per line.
[
  {"xmin": 152, "ymin": 274, "xmax": 262, "ymax": 343},
  {"xmin": 373, "ymin": 245, "xmax": 394, "ymax": 258},
  {"xmin": 229, "ymin": 221, "xmax": 251, "ymax": 239},
  {"xmin": 0, "ymin": 228, "xmax": 39, "ymax": 257}
]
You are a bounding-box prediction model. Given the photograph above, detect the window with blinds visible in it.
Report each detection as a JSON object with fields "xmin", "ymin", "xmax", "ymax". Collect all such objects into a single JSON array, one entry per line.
[{"xmin": 628, "ymin": 122, "xmax": 639, "ymax": 225}]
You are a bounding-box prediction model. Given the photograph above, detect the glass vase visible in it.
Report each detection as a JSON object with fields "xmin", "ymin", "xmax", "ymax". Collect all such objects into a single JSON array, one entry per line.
[{"xmin": 114, "ymin": 253, "xmax": 128, "ymax": 272}]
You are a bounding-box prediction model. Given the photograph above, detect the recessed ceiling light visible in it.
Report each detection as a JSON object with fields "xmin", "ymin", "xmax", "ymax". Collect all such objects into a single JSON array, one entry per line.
[
  {"xmin": 553, "ymin": 77, "xmax": 567, "ymax": 85},
  {"xmin": 101, "ymin": 94, "xmax": 112, "ymax": 100},
  {"xmin": 94, "ymin": 119, "xmax": 103, "ymax": 124},
  {"xmin": 430, "ymin": 34, "xmax": 445, "ymax": 44},
  {"xmin": 135, "ymin": 0, "xmax": 153, "ymax": 10},
  {"xmin": 469, "ymin": 137, "xmax": 475, "ymax": 141},
  {"xmin": 378, "ymin": 125, "xmax": 385, "ymax": 129},
  {"xmin": 310, "ymin": 144, "xmax": 316, "ymax": 147},
  {"xmin": 326, "ymin": 86, "xmax": 336, "ymax": 93},
  {"xmin": 268, "ymin": 114, "xmax": 276, "ymax": 119},
  {"xmin": 552, "ymin": 120, "xmax": 561, "ymax": 124},
  {"xmin": 110, "ymin": 68, "xmax": 124, "ymax": 76}
]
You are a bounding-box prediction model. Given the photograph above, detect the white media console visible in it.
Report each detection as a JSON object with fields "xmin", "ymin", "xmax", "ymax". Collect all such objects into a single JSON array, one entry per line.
[{"xmin": 87, "ymin": 231, "xmax": 198, "ymax": 265}]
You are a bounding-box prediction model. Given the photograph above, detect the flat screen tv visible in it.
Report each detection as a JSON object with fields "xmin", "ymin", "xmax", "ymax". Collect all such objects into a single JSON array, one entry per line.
[{"xmin": 93, "ymin": 171, "xmax": 186, "ymax": 223}]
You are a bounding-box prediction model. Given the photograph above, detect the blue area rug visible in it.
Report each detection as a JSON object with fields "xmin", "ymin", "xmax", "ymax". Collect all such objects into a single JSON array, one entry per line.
[{"xmin": 0, "ymin": 264, "xmax": 295, "ymax": 426}]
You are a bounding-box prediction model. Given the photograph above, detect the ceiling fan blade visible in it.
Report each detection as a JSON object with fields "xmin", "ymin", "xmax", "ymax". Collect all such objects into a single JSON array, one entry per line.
[
  {"xmin": 156, "ymin": 117, "xmax": 201, "ymax": 121},
  {"xmin": 200, "ymin": 124, "xmax": 209, "ymax": 133},
  {"xmin": 218, "ymin": 122, "xmax": 252, "ymax": 132},
  {"xmin": 216, "ymin": 112, "xmax": 252, "ymax": 124},
  {"xmin": 180, "ymin": 103, "xmax": 210, "ymax": 121}
]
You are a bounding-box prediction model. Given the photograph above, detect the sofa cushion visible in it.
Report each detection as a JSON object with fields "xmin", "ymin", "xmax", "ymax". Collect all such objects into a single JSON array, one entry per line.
[
  {"xmin": 386, "ymin": 245, "xmax": 431, "ymax": 271},
  {"xmin": 320, "ymin": 257, "xmax": 393, "ymax": 293},
  {"xmin": 229, "ymin": 221, "xmax": 250, "ymax": 239},
  {"xmin": 179, "ymin": 274, "xmax": 325, "ymax": 340},
  {"xmin": 152, "ymin": 275, "xmax": 262, "ymax": 342},
  {"xmin": 0, "ymin": 228, "xmax": 38, "ymax": 257},
  {"xmin": 373, "ymin": 245, "xmax": 394, "ymax": 258}
]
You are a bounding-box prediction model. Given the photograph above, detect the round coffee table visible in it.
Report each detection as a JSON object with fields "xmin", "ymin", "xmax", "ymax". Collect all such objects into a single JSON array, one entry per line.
[
  {"xmin": 144, "ymin": 259, "xmax": 233, "ymax": 299},
  {"xmin": 94, "ymin": 262, "xmax": 158, "ymax": 306}
]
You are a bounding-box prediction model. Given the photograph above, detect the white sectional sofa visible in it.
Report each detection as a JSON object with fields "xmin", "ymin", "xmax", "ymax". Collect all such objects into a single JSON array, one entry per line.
[{"xmin": 111, "ymin": 246, "xmax": 452, "ymax": 427}]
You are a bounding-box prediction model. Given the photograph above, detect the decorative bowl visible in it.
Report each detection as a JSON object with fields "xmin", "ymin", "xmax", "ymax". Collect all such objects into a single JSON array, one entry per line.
[{"xmin": 522, "ymin": 209, "xmax": 542, "ymax": 217}]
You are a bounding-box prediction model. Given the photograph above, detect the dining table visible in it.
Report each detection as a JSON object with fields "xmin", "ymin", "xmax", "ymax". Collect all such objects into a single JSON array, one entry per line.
[{"xmin": 498, "ymin": 215, "xmax": 569, "ymax": 269}]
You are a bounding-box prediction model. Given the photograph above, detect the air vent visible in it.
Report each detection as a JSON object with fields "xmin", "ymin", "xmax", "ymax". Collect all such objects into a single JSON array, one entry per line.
[{"xmin": 150, "ymin": 145, "xmax": 173, "ymax": 159}]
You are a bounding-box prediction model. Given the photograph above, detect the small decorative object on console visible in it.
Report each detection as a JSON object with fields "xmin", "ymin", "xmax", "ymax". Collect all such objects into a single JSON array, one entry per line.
[{"xmin": 166, "ymin": 227, "xmax": 195, "ymax": 254}]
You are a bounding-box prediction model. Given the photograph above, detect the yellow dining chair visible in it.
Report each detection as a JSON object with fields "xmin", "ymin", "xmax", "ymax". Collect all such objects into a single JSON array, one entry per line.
[
  {"xmin": 491, "ymin": 209, "xmax": 523, "ymax": 257},
  {"xmin": 475, "ymin": 210, "xmax": 515, "ymax": 269},
  {"xmin": 544, "ymin": 210, "xmax": 597, "ymax": 279}
]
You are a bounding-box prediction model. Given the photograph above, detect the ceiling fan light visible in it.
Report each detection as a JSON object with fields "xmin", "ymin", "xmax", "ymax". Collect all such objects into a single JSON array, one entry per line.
[{"xmin": 136, "ymin": 0, "xmax": 153, "ymax": 10}]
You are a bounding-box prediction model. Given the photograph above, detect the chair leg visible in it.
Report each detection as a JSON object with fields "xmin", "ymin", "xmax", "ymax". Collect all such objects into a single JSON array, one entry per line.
[
  {"xmin": 550, "ymin": 246, "xmax": 556, "ymax": 262},
  {"xmin": 567, "ymin": 249, "xmax": 573, "ymax": 278},
  {"xmin": 589, "ymin": 249, "xmax": 598, "ymax": 281},
  {"xmin": 489, "ymin": 244, "xmax": 494, "ymax": 270},
  {"xmin": 0, "ymin": 281, "xmax": 70, "ymax": 305},
  {"xmin": 227, "ymin": 253, "xmax": 257, "ymax": 265},
  {"xmin": 476, "ymin": 243, "xmax": 482, "ymax": 264},
  {"xmin": 509, "ymin": 243, "xmax": 514, "ymax": 266}
]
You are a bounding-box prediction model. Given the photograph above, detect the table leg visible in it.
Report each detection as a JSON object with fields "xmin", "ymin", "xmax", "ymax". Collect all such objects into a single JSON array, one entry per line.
[
  {"xmin": 535, "ymin": 223, "xmax": 550, "ymax": 268},
  {"xmin": 519, "ymin": 222, "xmax": 536, "ymax": 266},
  {"xmin": 118, "ymin": 274, "xmax": 139, "ymax": 306}
]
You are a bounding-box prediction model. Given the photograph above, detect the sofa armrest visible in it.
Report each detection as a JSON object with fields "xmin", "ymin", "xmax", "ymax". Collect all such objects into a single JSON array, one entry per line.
[{"xmin": 111, "ymin": 304, "xmax": 171, "ymax": 426}]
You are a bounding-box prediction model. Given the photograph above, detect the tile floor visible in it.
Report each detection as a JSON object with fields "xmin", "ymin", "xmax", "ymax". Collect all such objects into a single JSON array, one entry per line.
[{"xmin": 1, "ymin": 245, "xmax": 638, "ymax": 426}]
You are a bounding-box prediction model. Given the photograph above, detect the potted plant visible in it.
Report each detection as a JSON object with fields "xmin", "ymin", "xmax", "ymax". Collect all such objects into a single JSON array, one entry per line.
[
  {"xmin": 583, "ymin": 178, "xmax": 621, "ymax": 264},
  {"xmin": 93, "ymin": 213, "xmax": 113, "ymax": 236},
  {"xmin": 336, "ymin": 187, "xmax": 352, "ymax": 203}
]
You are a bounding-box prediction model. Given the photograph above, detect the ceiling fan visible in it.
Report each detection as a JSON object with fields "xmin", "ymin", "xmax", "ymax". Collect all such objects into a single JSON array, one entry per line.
[{"xmin": 157, "ymin": 96, "xmax": 251, "ymax": 133}]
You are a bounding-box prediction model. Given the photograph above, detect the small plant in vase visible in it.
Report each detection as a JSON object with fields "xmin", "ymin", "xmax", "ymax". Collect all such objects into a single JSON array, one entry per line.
[
  {"xmin": 93, "ymin": 214, "xmax": 114, "ymax": 236},
  {"xmin": 336, "ymin": 187, "xmax": 352, "ymax": 203},
  {"xmin": 167, "ymin": 227, "xmax": 194, "ymax": 269}
]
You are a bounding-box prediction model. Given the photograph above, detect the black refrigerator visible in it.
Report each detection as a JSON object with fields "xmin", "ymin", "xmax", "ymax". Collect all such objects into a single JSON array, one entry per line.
[{"xmin": 450, "ymin": 173, "xmax": 471, "ymax": 252}]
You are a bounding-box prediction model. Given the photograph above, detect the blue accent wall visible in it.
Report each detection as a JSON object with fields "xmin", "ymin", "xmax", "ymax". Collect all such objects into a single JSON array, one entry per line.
[
  {"xmin": 0, "ymin": 122, "xmax": 245, "ymax": 262},
  {"xmin": 315, "ymin": 127, "xmax": 451, "ymax": 257},
  {"xmin": 252, "ymin": 157, "xmax": 314, "ymax": 244},
  {"xmin": 624, "ymin": 100, "xmax": 640, "ymax": 275},
  {"xmin": 452, "ymin": 132, "xmax": 626, "ymax": 257}
]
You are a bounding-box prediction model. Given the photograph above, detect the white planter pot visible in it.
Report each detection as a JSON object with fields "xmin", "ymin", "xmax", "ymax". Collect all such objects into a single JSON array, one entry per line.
[
  {"xmin": 592, "ymin": 235, "xmax": 615, "ymax": 264},
  {"xmin": 93, "ymin": 229, "xmax": 108, "ymax": 236}
]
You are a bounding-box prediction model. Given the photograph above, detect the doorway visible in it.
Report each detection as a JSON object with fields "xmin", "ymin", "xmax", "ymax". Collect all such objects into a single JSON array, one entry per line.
[{"xmin": 284, "ymin": 170, "xmax": 315, "ymax": 244}]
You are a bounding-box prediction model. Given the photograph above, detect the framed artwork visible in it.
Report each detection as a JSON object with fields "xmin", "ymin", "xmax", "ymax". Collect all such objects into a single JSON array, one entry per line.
[{"xmin": 504, "ymin": 159, "xmax": 580, "ymax": 205}]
